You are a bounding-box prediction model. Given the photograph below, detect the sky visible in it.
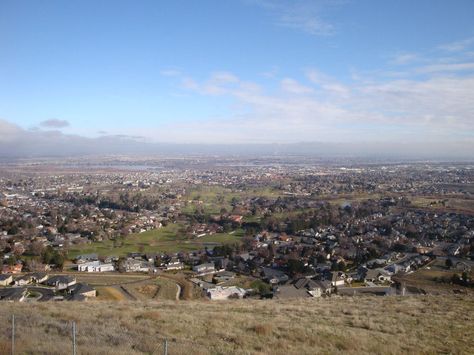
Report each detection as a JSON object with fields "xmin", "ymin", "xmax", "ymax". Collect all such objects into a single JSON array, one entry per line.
[{"xmin": 0, "ymin": 0, "xmax": 474, "ymax": 157}]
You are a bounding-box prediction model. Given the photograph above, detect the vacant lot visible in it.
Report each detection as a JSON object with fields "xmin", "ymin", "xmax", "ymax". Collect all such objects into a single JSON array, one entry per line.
[
  {"xmin": 121, "ymin": 277, "xmax": 179, "ymax": 301},
  {"xmin": 69, "ymin": 273, "xmax": 152, "ymax": 286},
  {"xmin": 410, "ymin": 196, "xmax": 474, "ymax": 215},
  {"xmin": 0, "ymin": 295, "xmax": 472, "ymax": 354},
  {"xmin": 393, "ymin": 265, "xmax": 474, "ymax": 296}
]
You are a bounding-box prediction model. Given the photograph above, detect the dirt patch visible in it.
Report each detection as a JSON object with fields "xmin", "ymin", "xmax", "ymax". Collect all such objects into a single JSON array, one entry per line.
[{"xmin": 136, "ymin": 284, "xmax": 160, "ymax": 298}]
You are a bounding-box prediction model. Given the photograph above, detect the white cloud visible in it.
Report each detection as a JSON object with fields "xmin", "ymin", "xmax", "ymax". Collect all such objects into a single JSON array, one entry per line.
[
  {"xmin": 0, "ymin": 119, "xmax": 22, "ymax": 142},
  {"xmin": 251, "ymin": 0, "xmax": 336, "ymax": 36},
  {"xmin": 280, "ymin": 78, "xmax": 314, "ymax": 94},
  {"xmin": 438, "ymin": 37, "xmax": 474, "ymax": 52},
  {"xmin": 306, "ymin": 69, "xmax": 350, "ymax": 97},
  {"xmin": 164, "ymin": 56, "xmax": 474, "ymax": 144},
  {"xmin": 39, "ymin": 118, "xmax": 70, "ymax": 128},
  {"xmin": 160, "ymin": 69, "xmax": 181, "ymax": 77},
  {"xmin": 417, "ymin": 62, "xmax": 474, "ymax": 73},
  {"xmin": 390, "ymin": 52, "xmax": 419, "ymax": 65}
]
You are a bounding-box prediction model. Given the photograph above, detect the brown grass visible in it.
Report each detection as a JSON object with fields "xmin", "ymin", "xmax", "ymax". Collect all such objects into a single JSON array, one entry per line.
[
  {"xmin": 252, "ymin": 323, "xmax": 273, "ymax": 336},
  {"xmin": 0, "ymin": 295, "xmax": 472, "ymax": 354},
  {"xmin": 96, "ymin": 286, "xmax": 128, "ymax": 301},
  {"xmin": 120, "ymin": 277, "xmax": 180, "ymax": 301}
]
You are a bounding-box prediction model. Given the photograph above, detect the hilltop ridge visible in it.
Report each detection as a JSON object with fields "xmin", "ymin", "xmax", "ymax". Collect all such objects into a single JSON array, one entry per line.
[{"xmin": 0, "ymin": 295, "xmax": 472, "ymax": 354}]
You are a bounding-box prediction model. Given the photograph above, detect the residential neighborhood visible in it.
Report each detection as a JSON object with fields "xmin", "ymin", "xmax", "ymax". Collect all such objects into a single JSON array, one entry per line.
[{"xmin": 0, "ymin": 157, "xmax": 472, "ymax": 302}]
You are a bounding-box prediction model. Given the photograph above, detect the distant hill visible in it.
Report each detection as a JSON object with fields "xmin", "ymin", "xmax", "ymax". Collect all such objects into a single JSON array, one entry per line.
[{"xmin": 0, "ymin": 295, "xmax": 472, "ymax": 354}]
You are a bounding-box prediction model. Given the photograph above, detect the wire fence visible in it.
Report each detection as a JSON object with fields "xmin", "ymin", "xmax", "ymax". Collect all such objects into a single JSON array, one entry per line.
[{"xmin": 0, "ymin": 313, "xmax": 208, "ymax": 355}]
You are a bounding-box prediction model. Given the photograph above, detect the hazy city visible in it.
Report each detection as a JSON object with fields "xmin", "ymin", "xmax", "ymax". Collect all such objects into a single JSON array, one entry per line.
[{"xmin": 0, "ymin": 1, "xmax": 473, "ymax": 354}]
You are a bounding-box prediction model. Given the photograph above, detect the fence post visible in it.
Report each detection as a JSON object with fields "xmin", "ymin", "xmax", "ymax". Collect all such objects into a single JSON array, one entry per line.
[
  {"xmin": 72, "ymin": 321, "xmax": 76, "ymax": 355},
  {"xmin": 11, "ymin": 315, "xmax": 15, "ymax": 355},
  {"xmin": 163, "ymin": 339, "xmax": 168, "ymax": 355}
]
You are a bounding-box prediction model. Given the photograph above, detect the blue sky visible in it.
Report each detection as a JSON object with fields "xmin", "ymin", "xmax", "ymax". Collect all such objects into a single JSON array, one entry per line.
[{"xmin": 1, "ymin": 0, "xmax": 474, "ymax": 146}]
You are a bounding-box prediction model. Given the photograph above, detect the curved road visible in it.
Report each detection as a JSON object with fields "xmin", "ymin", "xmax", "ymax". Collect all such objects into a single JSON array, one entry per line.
[
  {"xmin": 175, "ymin": 284, "xmax": 181, "ymax": 301},
  {"xmin": 25, "ymin": 286, "xmax": 55, "ymax": 302}
]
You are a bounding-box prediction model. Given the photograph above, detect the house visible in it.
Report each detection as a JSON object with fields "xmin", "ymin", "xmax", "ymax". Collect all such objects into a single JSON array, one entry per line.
[
  {"xmin": 0, "ymin": 274, "xmax": 13, "ymax": 286},
  {"xmin": 207, "ymin": 286, "xmax": 246, "ymax": 300},
  {"xmin": 165, "ymin": 259, "xmax": 184, "ymax": 271},
  {"xmin": 44, "ymin": 275, "xmax": 76, "ymax": 290},
  {"xmin": 190, "ymin": 278, "xmax": 216, "ymax": 291},
  {"xmin": 455, "ymin": 261, "xmax": 471, "ymax": 272},
  {"xmin": 262, "ymin": 267, "xmax": 289, "ymax": 284},
  {"xmin": 75, "ymin": 254, "xmax": 99, "ymax": 263},
  {"xmin": 30, "ymin": 272, "xmax": 49, "ymax": 284},
  {"xmin": 193, "ymin": 263, "xmax": 216, "ymax": 275},
  {"xmin": 331, "ymin": 272, "xmax": 346, "ymax": 287},
  {"xmin": 2, "ymin": 263, "xmax": 23, "ymax": 274},
  {"xmin": 294, "ymin": 278, "xmax": 332, "ymax": 297},
  {"xmin": 77, "ymin": 261, "xmax": 115, "ymax": 272},
  {"xmin": 213, "ymin": 271, "xmax": 236, "ymax": 284},
  {"xmin": 124, "ymin": 259, "xmax": 151, "ymax": 273},
  {"xmin": 0, "ymin": 287, "xmax": 26, "ymax": 301},
  {"xmin": 229, "ymin": 215, "xmax": 243, "ymax": 223},
  {"xmin": 14, "ymin": 275, "xmax": 32, "ymax": 286},
  {"xmin": 359, "ymin": 267, "xmax": 392, "ymax": 284}
]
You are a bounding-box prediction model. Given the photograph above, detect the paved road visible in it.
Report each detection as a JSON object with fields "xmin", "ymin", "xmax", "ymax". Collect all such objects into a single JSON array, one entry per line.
[
  {"xmin": 175, "ymin": 284, "xmax": 181, "ymax": 301},
  {"xmin": 25, "ymin": 286, "xmax": 55, "ymax": 301},
  {"xmin": 338, "ymin": 286, "xmax": 395, "ymax": 296}
]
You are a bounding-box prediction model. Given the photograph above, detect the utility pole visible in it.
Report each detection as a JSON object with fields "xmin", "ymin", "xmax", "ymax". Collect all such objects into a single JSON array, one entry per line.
[
  {"xmin": 11, "ymin": 315, "xmax": 15, "ymax": 355},
  {"xmin": 163, "ymin": 339, "xmax": 168, "ymax": 355},
  {"xmin": 72, "ymin": 321, "xmax": 76, "ymax": 355}
]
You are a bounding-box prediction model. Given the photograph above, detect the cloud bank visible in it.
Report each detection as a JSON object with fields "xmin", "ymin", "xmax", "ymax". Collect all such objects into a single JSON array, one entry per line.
[
  {"xmin": 39, "ymin": 119, "xmax": 70, "ymax": 129},
  {"xmin": 0, "ymin": 118, "xmax": 472, "ymax": 160}
]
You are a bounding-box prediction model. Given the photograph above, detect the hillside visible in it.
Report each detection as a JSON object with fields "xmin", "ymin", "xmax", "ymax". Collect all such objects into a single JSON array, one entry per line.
[{"xmin": 0, "ymin": 295, "xmax": 472, "ymax": 354}]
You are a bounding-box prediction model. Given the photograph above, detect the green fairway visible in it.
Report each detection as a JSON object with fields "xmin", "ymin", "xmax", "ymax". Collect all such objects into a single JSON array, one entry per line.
[
  {"xmin": 67, "ymin": 224, "xmax": 244, "ymax": 258},
  {"xmin": 182, "ymin": 186, "xmax": 283, "ymax": 215}
]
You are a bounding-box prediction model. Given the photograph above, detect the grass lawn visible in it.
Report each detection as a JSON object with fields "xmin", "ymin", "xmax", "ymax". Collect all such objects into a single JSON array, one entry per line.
[
  {"xmin": 182, "ymin": 186, "xmax": 283, "ymax": 215},
  {"xmin": 68, "ymin": 224, "xmax": 244, "ymax": 259}
]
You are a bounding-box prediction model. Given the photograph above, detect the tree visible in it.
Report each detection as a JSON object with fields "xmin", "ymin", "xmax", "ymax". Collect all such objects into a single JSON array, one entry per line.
[
  {"xmin": 7, "ymin": 255, "xmax": 17, "ymax": 266},
  {"xmin": 51, "ymin": 251, "xmax": 65, "ymax": 270},
  {"xmin": 287, "ymin": 259, "xmax": 307, "ymax": 276},
  {"xmin": 28, "ymin": 241, "xmax": 45, "ymax": 256},
  {"xmin": 445, "ymin": 258, "xmax": 453, "ymax": 269}
]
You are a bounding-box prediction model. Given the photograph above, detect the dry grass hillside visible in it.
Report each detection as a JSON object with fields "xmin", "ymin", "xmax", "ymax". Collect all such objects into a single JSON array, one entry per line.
[{"xmin": 0, "ymin": 295, "xmax": 473, "ymax": 354}]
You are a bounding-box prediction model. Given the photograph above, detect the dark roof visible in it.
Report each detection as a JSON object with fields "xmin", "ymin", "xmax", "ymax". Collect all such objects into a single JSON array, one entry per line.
[
  {"xmin": 294, "ymin": 278, "xmax": 327, "ymax": 291},
  {"xmin": 15, "ymin": 275, "xmax": 32, "ymax": 281},
  {"xmin": 67, "ymin": 293, "xmax": 87, "ymax": 301},
  {"xmin": 68, "ymin": 283, "xmax": 95, "ymax": 295},
  {"xmin": 0, "ymin": 274, "xmax": 12, "ymax": 281},
  {"xmin": 44, "ymin": 275, "xmax": 75, "ymax": 285},
  {"xmin": 30, "ymin": 272, "xmax": 47, "ymax": 280},
  {"xmin": 294, "ymin": 278, "xmax": 308, "ymax": 289},
  {"xmin": 0, "ymin": 288, "xmax": 26, "ymax": 301},
  {"xmin": 76, "ymin": 253, "xmax": 98, "ymax": 261}
]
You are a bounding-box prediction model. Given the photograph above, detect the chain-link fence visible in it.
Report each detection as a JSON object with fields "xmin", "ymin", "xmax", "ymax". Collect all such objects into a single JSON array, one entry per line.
[{"xmin": 0, "ymin": 313, "xmax": 208, "ymax": 355}]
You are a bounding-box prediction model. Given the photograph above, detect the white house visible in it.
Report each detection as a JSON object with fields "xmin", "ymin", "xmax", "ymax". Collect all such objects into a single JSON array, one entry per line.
[
  {"xmin": 165, "ymin": 260, "xmax": 184, "ymax": 271},
  {"xmin": 0, "ymin": 274, "xmax": 13, "ymax": 286},
  {"xmin": 45, "ymin": 276, "xmax": 76, "ymax": 291},
  {"xmin": 124, "ymin": 259, "xmax": 151, "ymax": 273},
  {"xmin": 78, "ymin": 261, "xmax": 115, "ymax": 272},
  {"xmin": 193, "ymin": 263, "xmax": 216, "ymax": 275},
  {"xmin": 207, "ymin": 286, "xmax": 246, "ymax": 300}
]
